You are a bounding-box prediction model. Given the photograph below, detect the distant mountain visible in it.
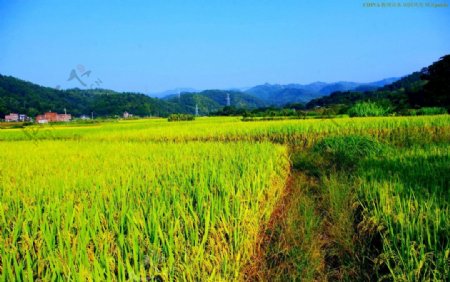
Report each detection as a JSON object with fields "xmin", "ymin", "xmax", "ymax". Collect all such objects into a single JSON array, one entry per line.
[
  {"xmin": 245, "ymin": 78, "xmax": 399, "ymax": 106},
  {"xmin": 317, "ymin": 78, "xmax": 398, "ymax": 95},
  {"xmin": 148, "ymin": 88, "xmax": 198, "ymax": 98},
  {"xmin": 367, "ymin": 77, "xmax": 400, "ymax": 88},
  {"xmin": 318, "ymin": 82, "xmax": 361, "ymax": 95},
  {"xmin": 305, "ymin": 68, "xmax": 432, "ymax": 110},
  {"xmin": 165, "ymin": 90, "xmax": 267, "ymax": 115}
]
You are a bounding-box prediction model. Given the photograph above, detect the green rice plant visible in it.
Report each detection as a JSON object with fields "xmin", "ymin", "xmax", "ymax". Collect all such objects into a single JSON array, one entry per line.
[
  {"xmin": 356, "ymin": 144, "xmax": 449, "ymax": 280},
  {"xmin": 296, "ymin": 139, "xmax": 449, "ymax": 280}
]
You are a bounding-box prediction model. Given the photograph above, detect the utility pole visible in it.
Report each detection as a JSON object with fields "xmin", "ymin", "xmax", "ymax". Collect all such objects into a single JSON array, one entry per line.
[
  {"xmin": 195, "ymin": 104, "xmax": 199, "ymax": 116},
  {"xmin": 226, "ymin": 93, "xmax": 231, "ymax": 106}
]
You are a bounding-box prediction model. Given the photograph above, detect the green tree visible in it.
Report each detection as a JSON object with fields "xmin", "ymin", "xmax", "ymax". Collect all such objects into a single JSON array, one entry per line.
[{"xmin": 421, "ymin": 55, "xmax": 450, "ymax": 110}]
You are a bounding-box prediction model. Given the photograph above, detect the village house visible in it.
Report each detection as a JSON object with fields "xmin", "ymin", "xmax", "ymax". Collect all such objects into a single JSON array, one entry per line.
[
  {"xmin": 5, "ymin": 113, "xmax": 19, "ymax": 122},
  {"xmin": 35, "ymin": 115, "xmax": 48, "ymax": 124},
  {"xmin": 123, "ymin": 112, "xmax": 134, "ymax": 118},
  {"xmin": 57, "ymin": 113, "xmax": 72, "ymax": 122},
  {"xmin": 35, "ymin": 112, "xmax": 72, "ymax": 123}
]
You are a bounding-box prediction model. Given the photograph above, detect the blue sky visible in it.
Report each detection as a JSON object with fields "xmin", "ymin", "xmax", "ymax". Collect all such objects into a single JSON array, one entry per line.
[{"xmin": 0, "ymin": 0, "xmax": 449, "ymax": 93}]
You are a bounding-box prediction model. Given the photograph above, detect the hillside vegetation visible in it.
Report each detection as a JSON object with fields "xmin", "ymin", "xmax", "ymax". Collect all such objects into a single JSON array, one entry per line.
[
  {"xmin": 307, "ymin": 55, "xmax": 450, "ymax": 114},
  {"xmin": 0, "ymin": 76, "xmax": 185, "ymax": 117}
]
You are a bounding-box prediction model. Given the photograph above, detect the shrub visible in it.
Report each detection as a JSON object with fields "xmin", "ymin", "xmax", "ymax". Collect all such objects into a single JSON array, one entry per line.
[
  {"xmin": 416, "ymin": 107, "xmax": 447, "ymax": 115},
  {"xmin": 348, "ymin": 101, "xmax": 391, "ymax": 117}
]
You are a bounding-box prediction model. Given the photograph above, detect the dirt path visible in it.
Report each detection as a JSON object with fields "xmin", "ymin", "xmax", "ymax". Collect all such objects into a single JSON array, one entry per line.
[
  {"xmin": 243, "ymin": 149, "xmax": 373, "ymax": 281},
  {"xmin": 243, "ymin": 166, "xmax": 327, "ymax": 281}
]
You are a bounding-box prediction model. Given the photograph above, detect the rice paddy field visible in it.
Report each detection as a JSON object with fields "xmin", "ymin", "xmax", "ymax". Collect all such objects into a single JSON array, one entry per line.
[{"xmin": 0, "ymin": 115, "xmax": 449, "ymax": 281}]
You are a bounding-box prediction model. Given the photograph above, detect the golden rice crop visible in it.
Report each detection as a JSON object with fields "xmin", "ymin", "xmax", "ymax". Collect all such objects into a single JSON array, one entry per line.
[
  {"xmin": 0, "ymin": 114, "xmax": 448, "ymax": 281},
  {"xmin": 0, "ymin": 115, "xmax": 448, "ymax": 145},
  {"xmin": 0, "ymin": 141, "xmax": 289, "ymax": 281}
]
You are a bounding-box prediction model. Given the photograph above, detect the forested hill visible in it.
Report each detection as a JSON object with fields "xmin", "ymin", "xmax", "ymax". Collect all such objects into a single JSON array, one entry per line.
[
  {"xmin": 0, "ymin": 75, "xmax": 186, "ymax": 117},
  {"xmin": 305, "ymin": 71, "xmax": 425, "ymax": 109},
  {"xmin": 306, "ymin": 55, "xmax": 450, "ymax": 111},
  {"xmin": 0, "ymin": 76, "xmax": 268, "ymax": 117}
]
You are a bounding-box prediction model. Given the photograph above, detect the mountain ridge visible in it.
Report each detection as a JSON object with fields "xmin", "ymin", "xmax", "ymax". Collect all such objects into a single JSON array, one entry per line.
[
  {"xmin": 0, "ymin": 74, "xmax": 403, "ymax": 118},
  {"xmin": 244, "ymin": 77, "xmax": 399, "ymax": 106}
]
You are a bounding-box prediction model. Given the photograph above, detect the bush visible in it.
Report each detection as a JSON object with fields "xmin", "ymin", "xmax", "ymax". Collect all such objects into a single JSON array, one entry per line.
[
  {"xmin": 168, "ymin": 114, "xmax": 195, "ymax": 122},
  {"xmin": 348, "ymin": 101, "xmax": 391, "ymax": 117}
]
